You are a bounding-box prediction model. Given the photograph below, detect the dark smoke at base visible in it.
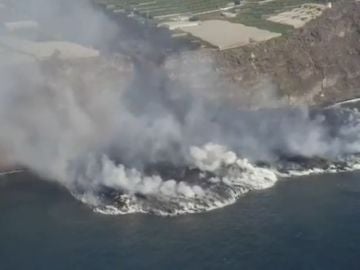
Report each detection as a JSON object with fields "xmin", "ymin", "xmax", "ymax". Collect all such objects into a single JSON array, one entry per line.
[{"xmin": 2, "ymin": 0, "xmax": 360, "ymax": 215}]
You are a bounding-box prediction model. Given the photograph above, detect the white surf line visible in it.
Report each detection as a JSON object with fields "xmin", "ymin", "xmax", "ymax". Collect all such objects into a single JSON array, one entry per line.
[
  {"xmin": 327, "ymin": 97, "xmax": 360, "ymax": 108},
  {"xmin": 0, "ymin": 169, "xmax": 24, "ymax": 176}
]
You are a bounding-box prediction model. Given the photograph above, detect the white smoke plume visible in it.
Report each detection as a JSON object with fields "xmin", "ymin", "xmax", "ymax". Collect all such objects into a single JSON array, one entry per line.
[{"xmin": 1, "ymin": 0, "xmax": 360, "ymax": 214}]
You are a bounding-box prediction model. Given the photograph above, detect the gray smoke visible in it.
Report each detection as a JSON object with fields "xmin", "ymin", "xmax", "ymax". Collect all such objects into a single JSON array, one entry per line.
[{"xmin": 1, "ymin": 0, "xmax": 360, "ymax": 197}]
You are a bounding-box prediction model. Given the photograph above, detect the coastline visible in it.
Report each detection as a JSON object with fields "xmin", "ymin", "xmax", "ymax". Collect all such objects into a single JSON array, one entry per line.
[{"xmin": 0, "ymin": 169, "xmax": 24, "ymax": 176}]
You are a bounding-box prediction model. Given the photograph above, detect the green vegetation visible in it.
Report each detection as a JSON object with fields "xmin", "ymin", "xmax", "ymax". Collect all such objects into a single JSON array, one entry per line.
[
  {"xmin": 95, "ymin": 0, "xmax": 338, "ymax": 36},
  {"xmin": 97, "ymin": 0, "xmax": 236, "ymax": 18},
  {"xmin": 231, "ymin": 0, "xmax": 333, "ymax": 35}
]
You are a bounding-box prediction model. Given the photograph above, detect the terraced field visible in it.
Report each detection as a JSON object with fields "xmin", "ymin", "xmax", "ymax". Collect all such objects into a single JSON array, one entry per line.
[
  {"xmin": 94, "ymin": 0, "xmax": 337, "ymax": 48},
  {"xmin": 97, "ymin": 0, "xmax": 237, "ymax": 18}
]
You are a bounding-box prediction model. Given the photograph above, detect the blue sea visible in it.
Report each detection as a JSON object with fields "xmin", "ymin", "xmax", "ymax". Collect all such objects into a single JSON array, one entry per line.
[{"xmin": 1, "ymin": 171, "xmax": 360, "ymax": 270}]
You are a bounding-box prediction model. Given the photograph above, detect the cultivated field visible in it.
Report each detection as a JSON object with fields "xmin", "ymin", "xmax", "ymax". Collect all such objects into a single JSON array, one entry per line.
[
  {"xmin": 95, "ymin": 0, "xmax": 337, "ymax": 49},
  {"xmin": 267, "ymin": 3, "xmax": 327, "ymax": 28},
  {"xmin": 180, "ymin": 20, "xmax": 281, "ymax": 50},
  {"xmin": 97, "ymin": 0, "xmax": 236, "ymax": 19},
  {"xmin": 230, "ymin": 0, "xmax": 333, "ymax": 34}
]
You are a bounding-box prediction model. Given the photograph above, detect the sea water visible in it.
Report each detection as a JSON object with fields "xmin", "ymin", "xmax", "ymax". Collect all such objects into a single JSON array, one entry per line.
[{"xmin": 1, "ymin": 171, "xmax": 360, "ymax": 270}]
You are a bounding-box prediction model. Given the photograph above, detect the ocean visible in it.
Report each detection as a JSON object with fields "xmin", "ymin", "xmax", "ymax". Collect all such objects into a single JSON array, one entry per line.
[
  {"xmin": 1, "ymin": 171, "xmax": 360, "ymax": 270},
  {"xmin": 1, "ymin": 3, "xmax": 360, "ymax": 269}
]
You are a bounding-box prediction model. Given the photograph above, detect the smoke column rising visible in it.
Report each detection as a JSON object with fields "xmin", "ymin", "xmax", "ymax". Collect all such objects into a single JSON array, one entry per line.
[{"xmin": 2, "ymin": 0, "xmax": 360, "ymax": 214}]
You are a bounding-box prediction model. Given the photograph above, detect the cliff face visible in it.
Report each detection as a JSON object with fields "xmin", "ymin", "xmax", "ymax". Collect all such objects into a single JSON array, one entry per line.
[{"xmin": 217, "ymin": 0, "xmax": 360, "ymax": 107}]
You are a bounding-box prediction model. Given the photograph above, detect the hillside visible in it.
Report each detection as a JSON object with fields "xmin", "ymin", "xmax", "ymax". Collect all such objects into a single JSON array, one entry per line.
[{"xmin": 216, "ymin": 0, "xmax": 360, "ymax": 106}]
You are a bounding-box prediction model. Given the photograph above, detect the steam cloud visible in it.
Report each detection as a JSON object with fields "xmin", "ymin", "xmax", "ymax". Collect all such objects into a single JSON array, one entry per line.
[{"xmin": 1, "ymin": 0, "xmax": 360, "ymax": 214}]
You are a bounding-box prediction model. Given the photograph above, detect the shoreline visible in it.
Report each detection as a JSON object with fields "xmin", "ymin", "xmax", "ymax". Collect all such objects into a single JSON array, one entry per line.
[
  {"xmin": 0, "ymin": 169, "xmax": 24, "ymax": 176},
  {"xmin": 326, "ymin": 97, "xmax": 360, "ymax": 108}
]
